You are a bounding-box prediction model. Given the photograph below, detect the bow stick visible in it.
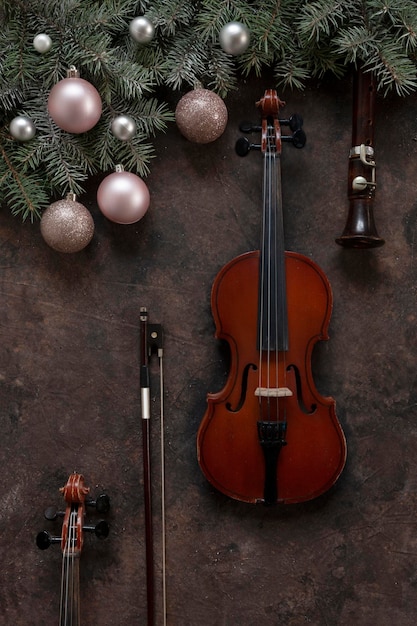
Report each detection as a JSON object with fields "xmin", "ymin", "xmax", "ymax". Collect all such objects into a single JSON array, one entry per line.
[{"xmin": 140, "ymin": 307, "xmax": 166, "ymax": 626}]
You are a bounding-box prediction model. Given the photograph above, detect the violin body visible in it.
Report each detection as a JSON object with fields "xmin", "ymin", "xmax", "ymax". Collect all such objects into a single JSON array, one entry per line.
[
  {"xmin": 197, "ymin": 250, "xmax": 346, "ymax": 504},
  {"xmin": 197, "ymin": 89, "xmax": 346, "ymax": 505}
]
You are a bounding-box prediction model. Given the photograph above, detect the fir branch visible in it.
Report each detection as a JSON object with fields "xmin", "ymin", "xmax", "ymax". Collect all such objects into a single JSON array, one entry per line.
[
  {"xmin": 363, "ymin": 40, "xmax": 417, "ymax": 96},
  {"xmin": 297, "ymin": 1, "xmax": 347, "ymax": 43},
  {"xmin": 0, "ymin": 136, "xmax": 49, "ymax": 220},
  {"xmin": 148, "ymin": 0, "xmax": 197, "ymax": 37},
  {"xmin": 3, "ymin": 0, "xmax": 417, "ymax": 221},
  {"xmin": 333, "ymin": 25, "xmax": 378, "ymax": 64},
  {"xmin": 206, "ymin": 48, "xmax": 237, "ymax": 97},
  {"xmin": 274, "ymin": 58, "xmax": 312, "ymax": 91},
  {"xmin": 163, "ymin": 28, "xmax": 208, "ymax": 89}
]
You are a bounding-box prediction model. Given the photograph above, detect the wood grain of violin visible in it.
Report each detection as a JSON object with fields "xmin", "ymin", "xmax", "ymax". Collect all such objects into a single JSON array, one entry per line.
[{"xmin": 197, "ymin": 90, "xmax": 347, "ymax": 505}]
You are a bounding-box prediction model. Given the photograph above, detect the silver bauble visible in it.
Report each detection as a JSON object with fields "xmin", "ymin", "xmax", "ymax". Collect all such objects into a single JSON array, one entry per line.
[
  {"xmin": 129, "ymin": 16, "xmax": 155, "ymax": 44},
  {"xmin": 111, "ymin": 115, "xmax": 136, "ymax": 141},
  {"xmin": 219, "ymin": 21, "xmax": 250, "ymax": 56},
  {"xmin": 33, "ymin": 33, "xmax": 52, "ymax": 53},
  {"xmin": 9, "ymin": 115, "xmax": 36, "ymax": 141}
]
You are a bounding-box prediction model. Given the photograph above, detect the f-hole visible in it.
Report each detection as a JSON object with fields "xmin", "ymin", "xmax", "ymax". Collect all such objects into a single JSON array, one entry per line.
[
  {"xmin": 286, "ymin": 364, "xmax": 316, "ymax": 414},
  {"xmin": 226, "ymin": 363, "xmax": 257, "ymax": 412}
]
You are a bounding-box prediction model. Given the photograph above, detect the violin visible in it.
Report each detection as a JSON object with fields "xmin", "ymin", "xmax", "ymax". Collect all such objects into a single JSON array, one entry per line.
[
  {"xmin": 197, "ymin": 90, "xmax": 347, "ymax": 505},
  {"xmin": 36, "ymin": 473, "xmax": 110, "ymax": 625}
]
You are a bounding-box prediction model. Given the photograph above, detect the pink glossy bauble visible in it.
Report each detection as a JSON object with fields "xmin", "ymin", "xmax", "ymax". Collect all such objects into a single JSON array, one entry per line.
[
  {"xmin": 97, "ymin": 171, "xmax": 150, "ymax": 224},
  {"xmin": 48, "ymin": 77, "xmax": 102, "ymax": 133}
]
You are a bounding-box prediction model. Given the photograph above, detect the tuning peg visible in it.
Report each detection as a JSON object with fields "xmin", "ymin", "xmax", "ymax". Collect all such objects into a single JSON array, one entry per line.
[
  {"xmin": 291, "ymin": 128, "xmax": 306, "ymax": 149},
  {"xmin": 281, "ymin": 128, "xmax": 306, "ymax": 149},
  {"xmin": 235, "ymin": 137, "xmax": 250, "ymax": 156},
  {"xmin": 239, "ymin": 121, "xmax": 262, "ymax": 134},
  {"xmin": 277, "ymin": 114, "xmax": 304, "ymax": 131},
  {"xmin": 83, "ymin": 520, "xmax": 109, "ymax": 539},
  {"xmin": 36, "ymin": 530, "xmax": 61, "ymax": 550},
  {"xmin": 86, "ymin": 493, "xmax": 110, "ymax": 514},
  {"xmin": 235, "ymin": 137, "xmax": 261, "ymax": 156},
  {"xmin": 43, "ymin": 506, "xmax": 65, "ymax": 521}
]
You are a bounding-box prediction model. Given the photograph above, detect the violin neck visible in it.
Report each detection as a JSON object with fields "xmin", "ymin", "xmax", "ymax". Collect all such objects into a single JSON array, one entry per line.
[
  {"xmin": 59, "ymin": 553, "xmax": 81, "ymax": 626},
  {"xmin": 258, "ymin": 150, "xmax": 288, "ymax": 352}
]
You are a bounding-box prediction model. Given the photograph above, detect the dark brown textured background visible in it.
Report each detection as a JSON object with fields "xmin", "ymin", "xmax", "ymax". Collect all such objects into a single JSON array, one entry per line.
[{"xmin": 2, "ymin": 72, "xmax": 417, "ymax": 625}]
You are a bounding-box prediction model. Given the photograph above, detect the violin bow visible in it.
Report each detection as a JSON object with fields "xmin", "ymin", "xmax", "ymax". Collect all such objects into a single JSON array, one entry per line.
[{"xmin": 140, "ymin": 307, "xmax": 166, "ymax": 626}]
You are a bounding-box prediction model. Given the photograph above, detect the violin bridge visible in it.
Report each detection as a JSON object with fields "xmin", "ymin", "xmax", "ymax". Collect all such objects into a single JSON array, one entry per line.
[{"xmin": 255, "ymin": 387, "xmax": 293, "ymax": 398}]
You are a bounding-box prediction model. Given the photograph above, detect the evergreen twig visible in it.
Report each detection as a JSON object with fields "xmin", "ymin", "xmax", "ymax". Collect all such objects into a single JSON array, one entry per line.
[{"xmin": 1, "ymin": 0, "xmax": 417, "ymax": 220}]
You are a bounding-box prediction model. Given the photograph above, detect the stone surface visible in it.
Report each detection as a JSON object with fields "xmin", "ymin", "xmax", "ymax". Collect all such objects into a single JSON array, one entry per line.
[{"xmin": 1, "ymin": 73, "xmax": 417, "ymax": 625}]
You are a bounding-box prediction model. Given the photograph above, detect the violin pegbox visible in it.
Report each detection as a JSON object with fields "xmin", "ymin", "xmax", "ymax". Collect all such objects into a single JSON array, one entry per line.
[
  {"xmin": 235, "ymin": 90, "xmax": 306, "ymax": 157},
  {"xmin": 36, "ymin": 473, "xmax": 110, "ymax": 551}
]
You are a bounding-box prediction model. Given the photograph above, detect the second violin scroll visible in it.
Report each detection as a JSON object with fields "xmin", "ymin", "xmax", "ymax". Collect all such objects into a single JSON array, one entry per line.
[{"xmin": 36, "ymin": 473, "xmax": 110, "ymax": 626}]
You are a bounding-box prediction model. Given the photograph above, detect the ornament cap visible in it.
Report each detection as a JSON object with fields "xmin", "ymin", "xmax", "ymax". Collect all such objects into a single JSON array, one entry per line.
[
  {"xmin": 66, "ymin": 192, "xmax": 77, "ymax": 202},
  {"xmin": 67, "ymin": 66, "xmax": 80, "ymax": 78},
  {"xmin": 115, "ymin": 164, "xmax": 124, "ymax": 173}
]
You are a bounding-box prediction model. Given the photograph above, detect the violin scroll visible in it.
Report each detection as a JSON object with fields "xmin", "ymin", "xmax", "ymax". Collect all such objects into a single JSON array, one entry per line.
[
  {"xmin": 235, "ymin": 100, "xmax": 306, "ymax": 157},
  {"xmin": 36, "ymin": 473, "xmax": 110, "ymax": 552}
]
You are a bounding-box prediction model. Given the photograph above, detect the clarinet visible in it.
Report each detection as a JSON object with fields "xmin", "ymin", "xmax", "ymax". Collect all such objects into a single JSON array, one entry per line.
[{"xmin": 336, "ymin": 67, "xmax": 384, "ymax": 248}]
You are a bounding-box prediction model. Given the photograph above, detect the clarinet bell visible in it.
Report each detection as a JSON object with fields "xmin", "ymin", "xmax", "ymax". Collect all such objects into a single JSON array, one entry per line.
[{"xmin": 336, "ymin": 197, "xmax": 385, "ymax": 248}]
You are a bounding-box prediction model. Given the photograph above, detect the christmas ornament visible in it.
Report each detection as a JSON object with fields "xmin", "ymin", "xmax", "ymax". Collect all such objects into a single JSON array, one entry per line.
[
  {"xmin": 33, "ymin": 33, "xmax": 52, "ymax": 53},
  {"xmin": 40, "ymin": 194, "xmax": 94, "ymax": 253},
  {"xmin": 219, "ymin": 21, "xmax": 250, "ymax": 56},
  {"xmin": 111, "ymin": 115, "xmax": 136, "ymax": 141},
  {"xmin": 175, "ymin": 88, "xmax": 228, "ymax": 143},
  {"xmin": 97, "ymin": 165, "xmax": 150, "ymax": 224},
  {"xmin": 47, "ymin": 67, "xmax": 102, "ymax": 134},
  {"xmin": 129, "ymin": 16, "xmax": 155, "ymax": 44},
  {"xmin": 9, "ymin": 115, "xmax": 36, "ymax": 141}
]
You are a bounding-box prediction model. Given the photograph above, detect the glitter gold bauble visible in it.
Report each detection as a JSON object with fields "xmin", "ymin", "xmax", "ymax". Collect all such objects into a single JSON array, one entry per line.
[
  {"xmin": 40, "ymin": 195, "xmax": 94, "ymax": 253},
  {"xmin": 47, "ymin": 67, "xmax": 102, "ymax": 134},
  {"xmin": 175, "ymin": 89, "xmax": 228, "ymax": 144}
]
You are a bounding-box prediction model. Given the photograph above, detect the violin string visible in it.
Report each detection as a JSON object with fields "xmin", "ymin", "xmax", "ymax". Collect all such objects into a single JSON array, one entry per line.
[
  {"xmin": 69, "ymin": 511, "xmax": 75, "ymax": 626},
  {"xmin": 273, "ymin": 145, "xmax": 282, "ymax": 425},
  {"xmin": 59, "ymin": 543, "xmax": 65, "ymax": 624},
  {"xmin": 60, "ymin": 524, "xmax": 68, "ymax": 624},
  {"xmin": 270, "ymin": 148, "xmax": 277, "ymax": 422},
  {"xmin": 71, "ymin": 515, "xmax": 76, "ymax": 626},
  {"xmin": 258, "ymin": 142, "xmax": 267, "ymax": 410},
  {"xmin": 273, "ymin": 148, "xmax": 280, "ymax": 424},
  {"xmin": 267, "ymin": 147, "xmax": 272, "ymax": 422},
  {"xmin": 60, "ymin": 510, "xmax": 74, "ymax": 626},
  {"xmin": 277, "ymin": 147, "xmax": 286, "ymax": 425}
]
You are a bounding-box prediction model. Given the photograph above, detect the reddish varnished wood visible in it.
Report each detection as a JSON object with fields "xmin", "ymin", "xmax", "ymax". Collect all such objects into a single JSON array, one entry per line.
[
  {"xmin": 197, "ymin": 90, "xmax": 346, "ymax": 504},
  {"xmin": 61, "ymin": 473, "xmax": 89, "ymax": 554},
  {"xmin": 197, "ymin": 251, "xmax": 346, "ymax": 504}
]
